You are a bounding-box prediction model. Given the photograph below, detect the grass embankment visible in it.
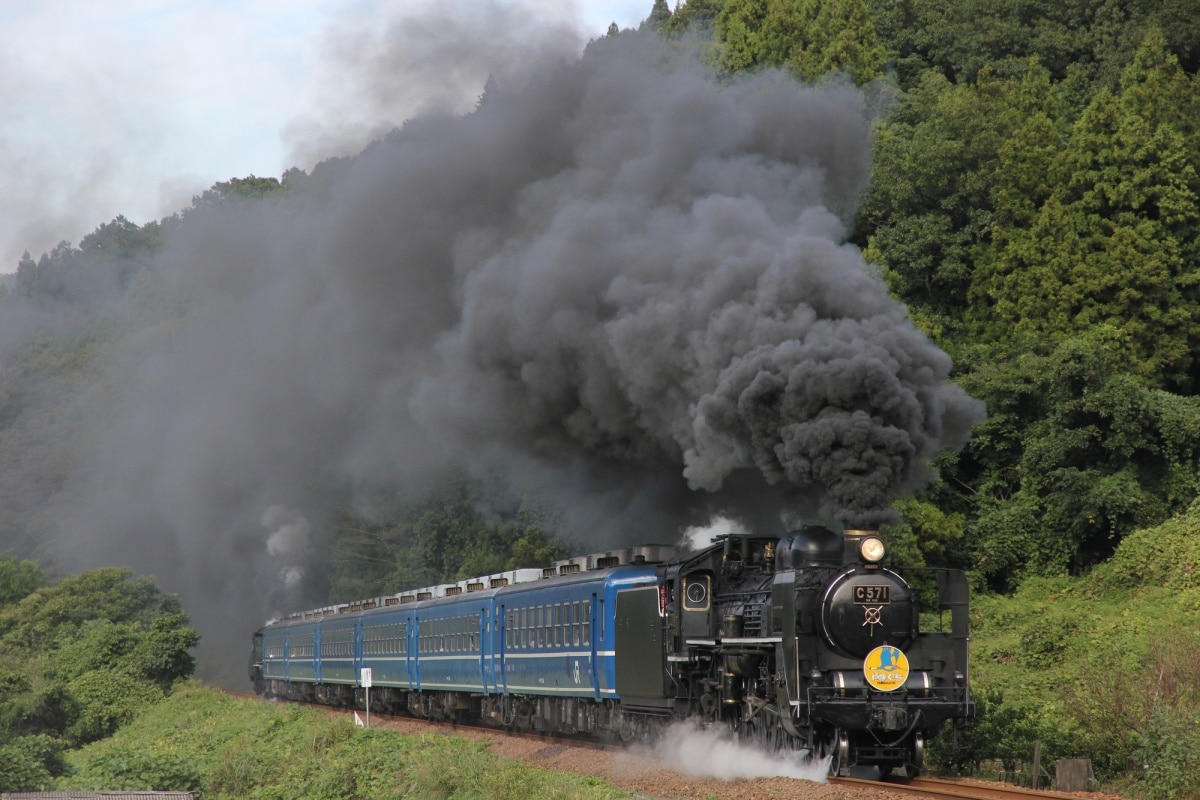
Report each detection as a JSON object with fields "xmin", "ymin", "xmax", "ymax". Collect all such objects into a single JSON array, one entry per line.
[
  {"xmin": 961, "ymin": 506, "xmax": 1200, "ymax": 797},
  {"xmin": 57, "ymin": 683, "xmax": 631, "ymax": 800}
]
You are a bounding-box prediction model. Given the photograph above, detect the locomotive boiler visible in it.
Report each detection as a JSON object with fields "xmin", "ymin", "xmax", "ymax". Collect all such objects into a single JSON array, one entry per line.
[{"xmin": 251, "ymin": 524, "xmax": 971, "ymax": 777}]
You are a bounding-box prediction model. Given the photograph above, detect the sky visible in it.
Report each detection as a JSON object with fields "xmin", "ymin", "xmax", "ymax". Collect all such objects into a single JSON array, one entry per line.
[{"xmin": 0, "ymin": 0, "xmax": 651, "ymax": 274}]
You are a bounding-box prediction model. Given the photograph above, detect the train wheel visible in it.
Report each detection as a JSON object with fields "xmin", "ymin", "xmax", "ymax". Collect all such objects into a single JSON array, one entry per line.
[
  {"xmin": 821, "ymin": 730, "xmax": 849, "ymax": 777},
  {"xmin": 904, "ymin": 732, "xmax": 925, "ymax": 778},
  {"xmin": 744, "ymin": 715, "xmax": 778, "ymax": 753},
  {"xmin": 618, "ymin": 712, "xmax": 638, "ymax": 744}
]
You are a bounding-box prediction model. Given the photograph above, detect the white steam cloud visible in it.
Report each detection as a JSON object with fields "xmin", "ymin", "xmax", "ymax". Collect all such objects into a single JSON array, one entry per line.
[
  {"xmin": 642, "ymin": 723, "xmax": 830, "ymax": 782},
  {"xmin": 681, "ymin": 516, "xmax": 749, "ymax": 551},
  {"xmin": 263, "ymin": 505, "xmax": 311, "ymax": 593}
]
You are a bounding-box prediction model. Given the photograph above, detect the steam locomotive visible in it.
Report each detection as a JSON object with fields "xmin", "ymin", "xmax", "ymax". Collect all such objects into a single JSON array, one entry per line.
[{"xmin": 250, "ymin": 525, "xmax": 972, "ymax": 776}]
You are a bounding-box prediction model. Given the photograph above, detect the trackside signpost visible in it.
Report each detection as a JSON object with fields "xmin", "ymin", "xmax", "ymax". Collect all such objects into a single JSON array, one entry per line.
[{"xmin": 361, "ymin": 667, "xmax": 373, "ymax": 728}]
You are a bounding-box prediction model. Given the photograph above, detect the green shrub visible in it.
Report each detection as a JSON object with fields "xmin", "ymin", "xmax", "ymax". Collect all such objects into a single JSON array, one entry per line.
[
  {"xmin": 81, "ymin": 749, "xmax": 201, "ymax": 794},
  {"xmin": 1137, "ymin": 706, "xmax": 1200, "ymax": 800},
  {"xmin": 66, "ymin": 669, "xmax": 163, "ymax": 744},
  {"xmin": 1017, "ymin": 614, "xmax": 1077, "ymax": 669},
  {"xmin": 0, "ymin": 735, "xmax": 68, "ymax": 792}
]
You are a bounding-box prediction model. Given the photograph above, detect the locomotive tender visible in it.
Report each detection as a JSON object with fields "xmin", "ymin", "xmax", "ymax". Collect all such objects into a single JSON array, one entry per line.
[{"xmin": 251, "ymin": 525, "xmax": 971, "ymax": 776}]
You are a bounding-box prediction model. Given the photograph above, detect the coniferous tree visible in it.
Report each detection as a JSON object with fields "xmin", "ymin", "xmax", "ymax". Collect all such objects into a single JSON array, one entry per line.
[
  {"xmin": 646, "ymin": 0, "xmax": 672, "ymax": 32},
  {"xmin": 975, "ymin": 37, "xmax": 1200, "ymax": 390},
  {"xmin": 715, "ymin": 0, "xmax": 885, "ymax": 83}
]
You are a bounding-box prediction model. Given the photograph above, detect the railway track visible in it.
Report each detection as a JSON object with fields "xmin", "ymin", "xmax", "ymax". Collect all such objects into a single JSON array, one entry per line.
[{"xmin": 834, "ymin": 775, "xmax": 1090, "ymax": 800}]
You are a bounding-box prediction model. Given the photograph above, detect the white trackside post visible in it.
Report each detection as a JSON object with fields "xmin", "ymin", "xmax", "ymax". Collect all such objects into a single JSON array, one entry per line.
[{"xmin": 361, "ymin": 667, "xmax": 373, "ymax": 728}]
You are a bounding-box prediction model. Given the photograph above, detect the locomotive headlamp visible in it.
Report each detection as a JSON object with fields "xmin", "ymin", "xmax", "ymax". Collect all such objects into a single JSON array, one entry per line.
[{"xmin": 860, "ymin": 536, "xmax": 886, "ymax": 563}]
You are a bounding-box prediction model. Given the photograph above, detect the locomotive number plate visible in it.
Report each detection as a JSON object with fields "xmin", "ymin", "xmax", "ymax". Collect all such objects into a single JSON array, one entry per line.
[{"xmin": 853, "ymin": 585, "xmax": 891, "ymax": 605}]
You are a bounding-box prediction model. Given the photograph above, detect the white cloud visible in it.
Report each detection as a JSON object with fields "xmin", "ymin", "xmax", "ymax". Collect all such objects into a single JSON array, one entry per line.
[{"xmin": 0, "ymin": 0, "xmax": 649, "ymax": 273}]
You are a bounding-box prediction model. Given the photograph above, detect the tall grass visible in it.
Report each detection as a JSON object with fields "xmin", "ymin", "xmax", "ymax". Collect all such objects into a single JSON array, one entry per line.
[{"xmin": 59, "ymin": 683, "xmax": 631, "ymax": 800}]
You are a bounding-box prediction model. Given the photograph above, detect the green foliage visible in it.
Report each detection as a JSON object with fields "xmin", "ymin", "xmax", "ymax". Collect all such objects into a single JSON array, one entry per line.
[
  {"xmin": 954, "ymin": 332, "xmax": 1200, "ymax": 588},
  {"xmin": 862, "ymin": 0, "xmax": 1200, "ymax": 89},
  {"xmin": 186, "ymin": 175, "xmax": 288, "ymax": 215},
  {"xmin": 929, "ymin": 688, "xmax": 1034, "ymax": 774},
  {"xmin": 1068, "ymin": 630, "xmax": 1200, "ymax": 780},
  {"xmin": 61, "ymin": 683, "xmax": 633, "ymax": 799},
  {"xmin": 0, "ymin": 655, "xmax": 79, "ymax": 739},
  {"xmin": 0, "ymin": 552, "xmax": 46, "ymax": 605},
  {"xmin": 0, "ymin": 567, "xmax": 188, "ymax": 651},
  {"xmin": 82, "ymin": 748, "xmax": 202, "ymax": 794},
  {"xmin": 0, "ymin": 567, "xmax": 197, "ymax": 791},
  {"xmin": 963, "ymin": 509, "xmax": 1200, "ymax": 785},
  {"xmin": 1137, "ymin": 706, "xmax": 1200, "ymax": 800},
  {"xmin": 973, "ymin": 40, "xmax": 1200, "ymax": 389},
  {"xmin": 664, "ymin": 0, "xmax": 725, "ymax": 35},
  {"xmin": 1088, "ymin": 510, "xmax": 1200, "ymax": 593},
  {"xmin": 881, "ymin": 496, "xmax": 968, "ymax": 608},
  {"xmin": 0, "ymin": 735, "xmax": 68, "ymax": 792},
  {"xmin": 645, "ymin": 0, "xmax": 671, "ymax": 32},
  {"xmin": 885, "ymin": 496, "xmax": 966, "ymax": 567},
  {"xmin": 714, "ymin": 0, "xmax": 886, "ymax": 83},
  {"xmin": 857, "ymin": 62, "xmax": 1064, "ymax": 326},
  {"xmin": 66, "ymin": 669, "xmax": 165, "ymax": 745},
  {"xmin": 14, "ymin": 215, "xmax": 166, "ymax": 305}
]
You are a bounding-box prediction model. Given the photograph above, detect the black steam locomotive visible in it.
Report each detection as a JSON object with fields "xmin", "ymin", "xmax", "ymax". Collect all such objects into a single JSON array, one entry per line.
[{"xmin": 251, "ymin": 525, "xmax": 972, "ymax": 776}]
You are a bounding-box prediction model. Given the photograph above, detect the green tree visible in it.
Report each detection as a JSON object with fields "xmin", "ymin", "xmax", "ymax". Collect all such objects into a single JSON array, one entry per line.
[
  {"xmin": 0, "ymin": 735, "xmax": 66, "ymax": 792},
  {"xmin": 715, "ymin": 0, "xmax": 885, "ymax": 83},
  {"xmin": 66, "ymin": 670, "xmax": 165, "ymax": 744},
  {"xmin": 645, "ymin": 0, "xmax": 672, "ymax": 32},
  {"xmin": 665, "ymin": 0, "xmax": 726, "ymax": 35},
  {"xmin": 956, "ymin": 333, "xmax": 1200, "ymax": 588},
  {"xmin": 185, "ymin": 175, "xmax": 287, "ymax": 215},
  {"xmin": 973, "ymin": 41, "xmax": 1200, "ymax": 389},
  {"xmin": 0, "ymin": 553, "xmax": 46, "ymax": 606},
  {"xmin": 13, "ymin": 216, "xmax": 165, "ymax": 305},
  {"xmin": 50, "ymin": 615, "xmax": 198, "ymax": 691},
  {"xmin": 864, "ymin": 0, "xmax": 1200, "ymax": 89},
  {"xmin": 857, "ymin": 62, "xmax": 1064, "ymax": 328},
  {"xmin": 0, "ymin": 568, "xmax": 198, "ymax": 789},
  {"xmin": 0, "ymin": 568, "xmax": 189, "ymax": 652}
]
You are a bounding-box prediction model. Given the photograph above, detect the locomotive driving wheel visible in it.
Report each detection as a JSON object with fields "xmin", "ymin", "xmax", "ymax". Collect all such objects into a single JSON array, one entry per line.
[
  {"xmin": 904, "ymin": 732, "xmax": 925, "ymax": 778},
  {"xmin": 820, "ymin": 729, "xmax": 850, "ymax": 776},
  {"xmin": 742, "ymin": 712, "xmax": 782, "ymax": 753}
]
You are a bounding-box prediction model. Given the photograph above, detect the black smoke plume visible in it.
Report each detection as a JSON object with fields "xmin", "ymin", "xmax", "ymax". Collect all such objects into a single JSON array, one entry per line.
[{"xmin": 21, "ymin": 30, "xmax": 983, "ymax": 681}]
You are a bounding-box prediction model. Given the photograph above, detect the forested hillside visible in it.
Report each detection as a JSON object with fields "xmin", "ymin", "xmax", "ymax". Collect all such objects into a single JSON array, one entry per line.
[{"xmin": 2, "ymin": 0, "xmax": 1200, "ymax": 794}]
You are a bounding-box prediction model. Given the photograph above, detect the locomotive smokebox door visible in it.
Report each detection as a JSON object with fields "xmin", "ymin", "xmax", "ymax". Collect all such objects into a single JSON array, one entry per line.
[{"xmin": 615, "ymin": 586, "xmax": 668, "ymax": 702}]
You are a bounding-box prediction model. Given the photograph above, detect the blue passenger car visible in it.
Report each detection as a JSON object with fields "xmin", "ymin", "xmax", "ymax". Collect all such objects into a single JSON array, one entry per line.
[{"xmin": 250, "ymin": 548, "xmax": 674, "ymax": 734}]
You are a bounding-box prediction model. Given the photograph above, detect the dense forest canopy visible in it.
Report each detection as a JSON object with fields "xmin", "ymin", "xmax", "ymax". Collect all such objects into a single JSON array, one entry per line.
[{"xmin": 1, "ymin": 0, "xmax": 1199, "ymax": 691}]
